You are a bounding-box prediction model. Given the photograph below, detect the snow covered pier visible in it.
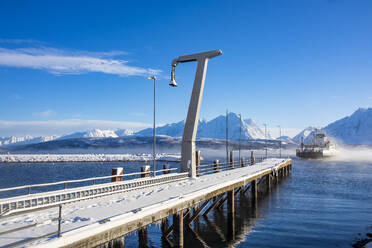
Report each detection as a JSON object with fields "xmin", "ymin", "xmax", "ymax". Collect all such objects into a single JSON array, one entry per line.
[{"xmin": 0, "ymin": 157, "xmax": 292, "ymax": 248}]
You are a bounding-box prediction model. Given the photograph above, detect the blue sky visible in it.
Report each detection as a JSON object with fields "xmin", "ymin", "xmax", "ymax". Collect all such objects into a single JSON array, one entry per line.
[{"xmin": 1, "ymin": 0, "xmax": 372, "ymax": 137}]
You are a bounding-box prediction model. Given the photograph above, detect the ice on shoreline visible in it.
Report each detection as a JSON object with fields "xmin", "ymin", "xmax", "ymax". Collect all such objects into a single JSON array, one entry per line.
[{"xmin": 0, "ymin": 153, "xmax": 181, "ymax": 163}]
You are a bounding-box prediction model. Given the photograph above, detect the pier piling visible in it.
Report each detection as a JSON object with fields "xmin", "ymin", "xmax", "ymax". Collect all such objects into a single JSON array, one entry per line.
[
  {"xmin": 213, "ymin": 160, "xmax": 219, "ymax": 173},
  {"xmin": 196, "ymin": 151, "xmax": 201, "ymax": 176},
  {"xmin": 250, "ymin": 151, "xmax": 255, "ymax": 165},
  {"xmin": 141, "ymin": 166, "xmax": 151, "ymax": 178},
  {"xmin": 227, "ymin": 189, "xmax": 235, "ymax": 240},
  {"xmin": 138, "ymin": 228, "xmax": 148, "ymax": 248},
  {"xmin": 251, "ymin": 179, "xmax": 258, "ymax": 209},
  {"xmin": 111, "ymin": 168, "xmax": 123, "ymax": 182},
  {"xmin": 230, "ymin": 151, "xmax": 234, "ymax": 169},
  {"xmin": 267, "ymin": 174, "xmax": 272, "ymax": 193},
  {"xmin": 173, "ymin": 211, "xmax": 184, "ymax": 248}
]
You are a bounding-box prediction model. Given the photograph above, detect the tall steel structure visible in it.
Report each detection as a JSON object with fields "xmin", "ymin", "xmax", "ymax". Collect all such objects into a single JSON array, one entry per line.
[{"xmin": 170, "ymin": 50, "xmax": 222, "ymax": 178}]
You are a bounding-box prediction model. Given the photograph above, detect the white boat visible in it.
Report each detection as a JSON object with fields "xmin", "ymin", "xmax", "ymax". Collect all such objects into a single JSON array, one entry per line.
[{"xmin": 296, "ymin": 129, "xmax": 336, "ymax": 159}]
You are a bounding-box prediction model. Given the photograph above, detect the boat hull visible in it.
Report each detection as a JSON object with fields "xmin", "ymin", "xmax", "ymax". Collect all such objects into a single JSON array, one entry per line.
[
  {"xmin": 296, "ymin": 150, "xmax": 324, "ymax": 159},
  {"xmin": 296, "ymin": 149, "xmax": 336, "ymax": 159}
]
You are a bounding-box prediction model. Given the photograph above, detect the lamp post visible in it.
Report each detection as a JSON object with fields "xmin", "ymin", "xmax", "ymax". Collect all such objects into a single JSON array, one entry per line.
[
  {"xmin": 263, "ymin": 123, "xmax": 267, "ymax": 159},
  {"xmin": 147, "ymin": 76, "xmax": 157, "ymax": 176},
  {"xmin": 277, "ymin": 125, "xmax": 282, "ymax": 158},
  {"xmin": 169, "ymin": 50, "xmax": 222, "ymax": 178},
  {"xmin": 226, "ymin": 109, "xmax": 229, "ymax": 165},
  {"xmin": 239, "ymin": 113, "xmax": 242, "ymax": 164}
]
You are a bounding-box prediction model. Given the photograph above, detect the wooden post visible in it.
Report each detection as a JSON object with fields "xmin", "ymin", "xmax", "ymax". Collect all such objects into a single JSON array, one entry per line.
[
  {"xmin": 267, "ymin": 174, "xmax": 272, "ymax": 193},
  {"xmin": 108, "ymin": 240, "xmax": 114, "ymax": 248},
  {"xmin": 161, "ymin": 217, "xmax": 168, "ymax": 236},
  {"xmin": 240, "ymin": 157, "xmax": 245, "ymax": 167},
  {"xmin": 195, "ymin": 150, "xmax": 201, "ymax": 176},
  {"xmin": 163, "ymin": 164, "xmax": 170, "ymax": 174},
  {"xmin": 114, "ymin": 237, "xmax": 124, "ymax": 248},
  {"xmin": 173, "ymin": 211, "xmax": 184, "ymax": 248},
  {"xmin": 141, "ymin": 165, "xmax": 151, "ymax": 178},
  {"xmin": 111, "ymin": 167, "xmax": 123, "ymax": 182},
  {"xmin": 229, "ymin": 150, "xmax": 234, "ymax": 169},
  {"xmin": 213, "ymin": 160, "xmax": 219, "ymax": 173},
  {"xmin": 251, "ymin": 179, "xmax": 258, "ymax": 209},
  {"xmin": 138, "ymin": 227, "xmax": 148, "ymax": 248},
  {"xmin": 227, "ymin": 189, "xmax": 235, "ymax": 240},
  {"xmin": 275, "ymin": 170, "xmax": 279, "ymax": 184},
  {"xmin": 250, "ymin": 151, "xmax": 255, "ymax": 165}
]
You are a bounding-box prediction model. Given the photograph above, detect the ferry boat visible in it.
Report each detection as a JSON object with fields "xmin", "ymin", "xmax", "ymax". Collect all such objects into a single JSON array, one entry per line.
[{"xmin": 296, "ymin": 129, "xmax": 336, "ymax": 159}]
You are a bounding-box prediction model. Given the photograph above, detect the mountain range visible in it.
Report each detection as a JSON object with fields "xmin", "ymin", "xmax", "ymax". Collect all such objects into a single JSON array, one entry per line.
[
  {"xmin": 0, "ymin": 113, "xmax": 268, "ymax": 148},
  {"xmin": 136, "ymin": 112, "xmax": 268, "ymax": 140},
  {"xmin": 293, "ymin": 108, "xmax": 372, "ymax": 145},
  {"xmin": 324, "ymin": 108, "xmax": 372, "ymax": 145},
  {"xmin": 1, "ymin": 108, "xmax": 371, "ymax": 148}
]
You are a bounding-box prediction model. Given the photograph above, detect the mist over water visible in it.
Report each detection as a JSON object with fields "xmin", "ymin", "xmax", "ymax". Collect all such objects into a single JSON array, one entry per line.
[{"xmin": 329, "ymin": 145, "xmax": 372, "ymax": 162}]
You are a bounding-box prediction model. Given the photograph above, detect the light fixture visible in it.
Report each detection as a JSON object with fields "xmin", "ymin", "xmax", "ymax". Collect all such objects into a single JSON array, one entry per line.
[{"xmin": 169, "ymin": 66, "xmax": 178, "ymax": 87}]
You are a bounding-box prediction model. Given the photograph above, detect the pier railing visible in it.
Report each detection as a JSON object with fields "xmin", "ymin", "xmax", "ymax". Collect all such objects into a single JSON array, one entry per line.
[
  {"xmin": 0, "ymin": 155, "xmax": 266, "ymax": 217},
  {"xmin": 0, "ymin": 168, "xmax": 186, "ymax": 217},
  {"xmin": 0, "ymin": 167, "xmax": 188, "ymax": 247},
  {"xmin": 197, "ymin": 156, "xmax": 264, "ymax": 176},
  {"xmin": 0, "ymin": 168, "xmax": 178, "ymax": 197}
]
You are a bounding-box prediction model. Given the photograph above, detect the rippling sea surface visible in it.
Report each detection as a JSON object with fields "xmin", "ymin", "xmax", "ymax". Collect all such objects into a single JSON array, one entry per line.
[{"xmin": 0, "ymin": 157, "xmax": 371, "ymax": 247}]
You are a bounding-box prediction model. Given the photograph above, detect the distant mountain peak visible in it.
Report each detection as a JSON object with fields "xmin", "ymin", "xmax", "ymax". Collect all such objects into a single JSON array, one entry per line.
[
  {"xmin": 324, "ymin": 107, "xmax": 372, "ymax": 145},
  {"xmin": 292, "ymin": 126, "xmax": 315, "ymax": 143},
  {"xmin": 135, "ymin": 112, "xmax": 267, "ymax": 140}
]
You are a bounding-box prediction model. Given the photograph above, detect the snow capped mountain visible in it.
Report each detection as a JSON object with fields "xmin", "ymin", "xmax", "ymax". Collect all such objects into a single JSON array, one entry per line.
[
  {"xmin": 58, "ymin": 129, "xmax": 119, "ymax": 140},
  {"xmin": 115, "ymin": 129, "xmax": 134, "ymax": 137},
  {"xmin": 135, "ymin": 120, "xmax": 185, "ymax": 137},
  {"xmin": 135, "ymin": 112, "xmax": 267, "ymax": 140},
  {"xmin": 0, "ymin": 129, "xmax": 135, "ymax": 147},
  {"xmin": 244, "ymin": 118, "xmax": 269, "ymax": 139},
  {"xmin": 292, "ymin": 127, "xmax": 315, "ymax": 144},
  {"xmin": 324, "ymin": 108, "xmax": 372, "ymax": 145},
  {"xmin": 0, "ymin": 135, "xmax": 59, "ymax": 147},
  {"xmin": 0, "ymin": 135, "xmax": 33, "ymax": 146},
  {"xmin": 277, "ymin": 136, "xmax": 296, "ymax": 144}
]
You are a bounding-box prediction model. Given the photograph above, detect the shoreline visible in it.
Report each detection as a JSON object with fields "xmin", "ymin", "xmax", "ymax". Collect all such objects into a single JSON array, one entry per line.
[{"xmin": 0, "ymin": 153, "xmax": 181, "ymax": 163}]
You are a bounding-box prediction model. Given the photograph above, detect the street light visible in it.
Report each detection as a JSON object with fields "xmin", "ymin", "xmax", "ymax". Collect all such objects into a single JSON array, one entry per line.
[
  {"xmin": 263, "ymin": 123, "xmax": 267, "ymax": 159},
  {"xmin": 169, "ymin": 50, "xmax": 222, "ymax": 178},
  {"xmin": 277, "ymin": 125, "xmax": 282, "ymax": 158},
  {"xmin": 169, "ymin": 66, "xmax": 178, "ymax": 87},
  {"xmin": 147, "ymin": 76, "xmax": 157, "ymax": 176},
  {"xmin": 239, "ymin": 113, "xmax": 242, "ymax": 164}
]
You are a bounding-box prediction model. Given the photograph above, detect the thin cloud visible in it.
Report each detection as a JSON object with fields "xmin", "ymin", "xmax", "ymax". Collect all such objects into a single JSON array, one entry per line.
[
  {"xmin": 0, "ymin": 46, "xmax": 160, "ymax": 76},
  {"xmin": 32, "ymin": 109, "xmax": 55, "ymax": 117},
  {"xmin": 0, "ymin": 119, "xmax": 151, "ymax": 137},
  {"xmin": 0, "ymin": 38, "xmax": 42, "ymax": 45}
]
